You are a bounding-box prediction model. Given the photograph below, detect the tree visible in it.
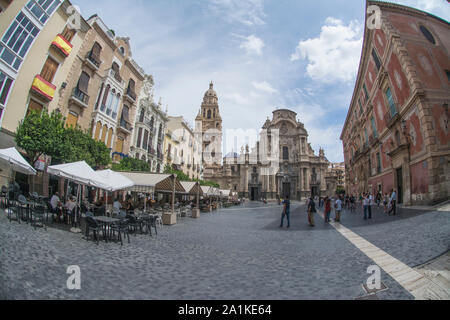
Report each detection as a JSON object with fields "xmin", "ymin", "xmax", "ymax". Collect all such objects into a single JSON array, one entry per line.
[
  {"xmin": 164, "ymin": 164, "xmax": 220, "ymax": 187},
  {"xmin": 16, "ymin": 109, "xmax": 111, "ymax": 168},
  {"xmin": 112, "ymin": 157, "xmax": 150, "ymax": 172},
  {"xmin": 15, "ymin": 108, "xmax": 66, "ymax": 165}
]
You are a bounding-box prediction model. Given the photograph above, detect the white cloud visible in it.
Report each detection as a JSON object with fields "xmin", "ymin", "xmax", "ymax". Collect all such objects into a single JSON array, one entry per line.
[
  {"xmin": 388, "ymin": 0, "xmax": 450, "ymax": 20},
  {"xmin": 207, "ymin": 0, "xmax": 266, "ymax": 26},
  {"xmin": 291, "ymin": 17, "xmax": 363, "ymax": 83},
  {"xmin": 252, "ymin": 81, "xmax": 278, "ymax": 94},
  {"xmin": 240, "ymin": 35, "xmax": 265, "ymax": 56}
]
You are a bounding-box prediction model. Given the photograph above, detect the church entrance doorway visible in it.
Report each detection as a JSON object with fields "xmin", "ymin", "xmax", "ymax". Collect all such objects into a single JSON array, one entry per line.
[{"xmin": 282, "ymin": 183, "xmax": 291, "ymax": 199}]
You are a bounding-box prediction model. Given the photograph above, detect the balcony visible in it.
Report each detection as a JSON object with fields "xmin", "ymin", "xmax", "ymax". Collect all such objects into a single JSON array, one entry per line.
[
  {"xmin": 108, "ymin": 69, "xmax": 124, "ymax": 86},
  {"xmin": 125, "ymin": 87, "xmax": 137, "ymax": 103},
  {"xmin": 31, "ymin": 75, "xmax": 56, "ymax": 102},
  {"xmin": 69, "ymin": 87, "xmax": 89, "ymax": 108},
  {"xmin": 51, "ymin": 34, "xmax": 73, "ymax": 57},
  {"xmin": 84, "ymin": 51, "xmax": 101, "ymax": 71},
  {"xmin": 118, "ymin": 118, "xmax": 133, "ymax": 135},
  {"xmin": 384, "ymin": 111, "xmax": 400, "ymax": 129}
]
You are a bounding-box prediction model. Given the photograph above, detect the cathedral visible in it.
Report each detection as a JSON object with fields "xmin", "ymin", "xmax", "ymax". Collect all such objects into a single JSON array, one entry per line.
[{"xmin": 196, "ymin": 83, "xmax": 337, "ymax": 201}]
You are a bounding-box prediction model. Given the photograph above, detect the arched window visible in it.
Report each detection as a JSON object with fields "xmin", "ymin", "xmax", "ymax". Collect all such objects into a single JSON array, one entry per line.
[
  {"xmin": 89, "ymin": 42, "xmax": 102, "ymax": 66},
  {"xmin": 119, "ymin": 47, "xmax": 125, "ymax": 56},
  {"xmin": 100, "ymin": 85, "xmax": 110, "ymax": 111},
  {"xmin": 112, "ymin": 93, "xmax": 120, "ymax": 119},
  {"xmin": 107, "ymin": 128, "xmax": 113, "ymax": 148},
  {"xmin": 207, "ymin": 110, "xmax": 211, "ymax": 119},
  {"xmin": 213, "ymin": 110, "xmax": 216, "ymax": 118}
]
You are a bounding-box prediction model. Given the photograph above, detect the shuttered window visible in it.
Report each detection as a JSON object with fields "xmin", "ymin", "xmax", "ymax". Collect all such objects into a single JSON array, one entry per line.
[
  {"xmin": 122, "ymin": 105, "xmax": 130, "ymax": 122},
  {"xmin": 77, "ymin": 71, "xmax": 90, "ymax": 94},
  {"xmin": 89, "ymin": 42, "xmax": 102, "ymax": 65},
  {"xmin": 115, "ymin": 137, "xmax": 124, "ymax": 153},
  {"xmin": 100, "ymin": 85, "xmax": 110, "ymax": 111},
  {"xmin": 40, "ymin": 56, "xmax": 58, "ymax": 83},
  {"xmin": 136, "ymin": 128, "xmax": 143, "ymax": 148},
  {"xmin": 66, "ymin": 111, "xmax": 78, "ymax": 128},
  {"xmin": 0, "ymin": 71, "xmax": 13, "ymax": 108},
  {"xmin": 27, "ymin": 99, "xmax": 43, "ymax": 115},
  {"xmin": 107, "ymin": 128, "xmax": 113, "ymax": 148},
  {"xmin": 94, "ymin": 121, "xmax": 101, "ymax": 140},
  {"xmin": 61, "ymin": 26, "xmax": 76, "ymax": 42},
  {"xmin": 101, "ymin": 125, "xmax": 108, "ymax": 143}
]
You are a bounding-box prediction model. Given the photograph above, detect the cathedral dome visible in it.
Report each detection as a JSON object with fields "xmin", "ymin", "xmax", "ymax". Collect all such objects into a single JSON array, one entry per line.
[{"xmin": 204, "ymin": 82, "xmax": 218, "ymax": 99}]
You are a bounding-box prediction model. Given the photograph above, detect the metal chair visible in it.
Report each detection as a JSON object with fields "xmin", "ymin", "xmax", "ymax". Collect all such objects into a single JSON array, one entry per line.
[
  {"xmin": 7, "ymin": 206, "xmax": 20, "ymax": 224},
  {"xmin": 31, "ymin": 205, "xmax": 46, "ymax": 230},
  {"xmin": 85, "ymin": 216, "xmax": 101, "ymax": 245}
]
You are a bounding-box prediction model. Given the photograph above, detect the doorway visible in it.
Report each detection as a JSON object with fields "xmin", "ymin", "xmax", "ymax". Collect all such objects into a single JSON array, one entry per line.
[
  {"xmin": 396, "ymin": 167, "xmax": 403, "ymax": 204},
  {"xmin": 282, "ymin": 183, "xmax": 291, "ymax": 199},
  {"xmin": 250, "ymin": 187, "xmax": 258, "ymax": 201},
  {"xmin": 311, "ymin": 186, "xmax": 318, "ymax": 198}
]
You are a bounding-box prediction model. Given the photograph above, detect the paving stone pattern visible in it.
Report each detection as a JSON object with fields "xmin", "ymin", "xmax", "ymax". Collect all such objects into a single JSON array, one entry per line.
[{"xmin": 1, "ymin": 201, "xmax": 446, "ymax": 300}]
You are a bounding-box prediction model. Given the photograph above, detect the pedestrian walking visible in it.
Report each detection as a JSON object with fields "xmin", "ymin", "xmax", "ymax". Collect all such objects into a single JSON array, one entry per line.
[
  {"xmin": 383, "ymin": 193, "xmax": 389, "ymax": 214},
  {"xmin": 335, "ymin": 196, "xmax": 342, "ymax": 222},
  {"xmin": 388, "ymin": 189, "xmax": 397, "ymax": 216},
  {"xmin": 279, "ymin": 196, "xmax": 291, "ymax": 228},
  {"xmin": 368, "ymin": 193, "xmax": 373, "ymax": 219},
  {"xmin": 324, "ymin": 197, "xmax": 331, "ymax": 223},
  {"xmin": 307, "ymin": 197, "xmax": 316, "ymax": 227},
  {"xmin": 363, "ymin": 193, "xmax": 370, "ymax": 220}
]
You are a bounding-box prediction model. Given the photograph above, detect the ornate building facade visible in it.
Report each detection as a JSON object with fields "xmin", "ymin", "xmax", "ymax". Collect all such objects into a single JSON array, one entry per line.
[
  {"xmin": 195, "ymin": 82, "xmax": 336, "ymax": 200},
  {"xmin": 195, "ymin": 82, "xmax": 222, "ymax": 180},
  {"xmin": 130, "ymin": 75, "xmax": 168, "ymax": 173},
  {"xmin": 340, "ymin": 1, "xmax": 449, "ymax": 206}
]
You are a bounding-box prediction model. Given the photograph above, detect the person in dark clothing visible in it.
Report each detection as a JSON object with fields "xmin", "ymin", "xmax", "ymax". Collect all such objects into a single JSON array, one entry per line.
[
  {"xmin": 307, "ymin": 197, "xmax": 316, "ymax": 227},
  {"xmin": 279, "ymin": 196, "xmax": 291, "ymax": 228}
]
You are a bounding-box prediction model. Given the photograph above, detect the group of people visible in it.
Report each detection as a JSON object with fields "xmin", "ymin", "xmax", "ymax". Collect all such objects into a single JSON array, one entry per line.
[
  {"xmin": 278, "ymin": 188, "xmax": 399, "ymax": 228},
  {"xmin": 49, "ymin": 192, "xmax": 78, "ymax": 224}
]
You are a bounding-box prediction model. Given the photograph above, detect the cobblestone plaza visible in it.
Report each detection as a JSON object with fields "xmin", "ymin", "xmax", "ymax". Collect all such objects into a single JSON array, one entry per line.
[{"xmin": 1, "ymin": 203, "xmax": 448, "ymax": 300}]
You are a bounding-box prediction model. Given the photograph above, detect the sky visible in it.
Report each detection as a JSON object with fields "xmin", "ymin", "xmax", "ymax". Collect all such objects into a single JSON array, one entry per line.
[{"xmin": 71, "ymin": 0, "xmax": 450, "ymax": 162}]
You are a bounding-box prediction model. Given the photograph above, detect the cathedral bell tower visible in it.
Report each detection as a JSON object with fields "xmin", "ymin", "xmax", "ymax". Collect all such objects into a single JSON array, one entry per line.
[{"xmin": 196, "ymin": 82, "xmax": 223, "ymax": 179}]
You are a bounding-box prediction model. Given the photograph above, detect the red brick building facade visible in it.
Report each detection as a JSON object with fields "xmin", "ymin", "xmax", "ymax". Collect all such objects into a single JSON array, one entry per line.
[{"xmin": 341, "ymin": 1, "xmax": 449, "ymax": 206}]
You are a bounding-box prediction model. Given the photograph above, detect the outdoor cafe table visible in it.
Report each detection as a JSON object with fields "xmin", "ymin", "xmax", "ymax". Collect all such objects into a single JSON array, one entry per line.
[{"xmin": 93, "ymin": 216, "xmax": 120, "ymax": 242}]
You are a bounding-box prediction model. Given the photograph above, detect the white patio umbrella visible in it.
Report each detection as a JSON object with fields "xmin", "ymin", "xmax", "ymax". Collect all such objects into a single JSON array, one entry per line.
[
  {"xmin": 0, "ymin": 147, "xmax": 36, "ymax": 199},
  {"xmin": 96, "ymin": 169, "xmax": 134, "ymax": 212},
  {"xmin": 48, "ymin": 161, "xmax": 113, "ymax": 233}
]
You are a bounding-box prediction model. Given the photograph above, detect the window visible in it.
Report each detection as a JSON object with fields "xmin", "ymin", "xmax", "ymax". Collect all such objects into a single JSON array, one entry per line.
[
  {"xmin": 207, "ymin": 110, "xmax": 211, "ymax": 119},
  {"xmin": 66, "ymin": 111, "xmax": 78, "ymax": 128},
  {"xmin": 61, "ymin": 26, "xmax": 75, "ymax": 42},
  {"xmin": 372, "ymin": 48, "xmax": 381, "ymax": 71},
  {"xmin": 40, "ymin": 56, "xmax": 59, "ymax": 83},
  {"xmin": 75, "ymin": 71, "xmax": 90, "ymax": 100},
  {"xmin": 94, "ymin": 121, "xmax": 101, "ymax": 140},
  {"xmin": 100, "ymin": 85, "xmax": 109, "ymax": 112},
  {"xmin": 26, "ymin": 0, "xmax": 61, "ymax": 24},
  {"xmin": 371, "ymin": 117, "xmax": 378, "ymax": 138},
  {"xmin": 136, "ymin": 128, "xmax": 143, "ymax": 148},
  {"xmin": 283, "ymin": 146, "xmax": 289, "ymax": 160},
  {"xmin": 89, "ymin": 42, "xmax": 102, "ymax": 66},
  {"xmin": 111, "ymin": 93, "xmax": 120, "ymax": 119},
  {"xmin": 142, "ymin": 129, "xmax": 149, "ymax": 151},
  {"xmin": 107, "ymin": 128, "xmax": 113, "ymax": 148},
  {"xmin": 139, "ymin": 109, "xmax": 144, "ymax": 123},
  {"xmin": 363, "ymin": 83, "xmax": 369, "ymax": 101},
  {"xmin": 101, "ymin": 124, "xmax": 107, "ymax": 143},
  {"xmin": 420, "ymin": 25, "xmax": 436, "ymax": 45},
  {"xmin": 446, "ymin": 70, "xmax": 450, "ymax": 82},
  {"xmin": 385, "ymin": 87, "xmax": 397, "ymax": 117},
  {"xmin": 121, "ymin": 105, "xmax": 130, "ymax": 125},
  {"xmin": 27, "ymin": 99, "xmax": 43, "ymax": 115},
  {"xmin": 119, "ymin": 47, "xmax": 125, "ymax": 56},
  {"xmin": 1, "ymin": 12, "xmax": 39, "ymax": 70},
  {"xmin": 376, "ymin": 152, "xmax": 381, "ymax": 174},
  {"xmin": 0, "ymin": 71, "xmax": 13, "ymax": 118}
]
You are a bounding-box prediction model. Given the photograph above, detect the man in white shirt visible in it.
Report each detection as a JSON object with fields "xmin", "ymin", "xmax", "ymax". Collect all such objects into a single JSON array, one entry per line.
[
  {"xmin": 368, "ymin": 193, "xmax": 373, "ymax": 219},
  {"xmin": 50, "ymin": 192, "xmax": 61, "ymax": 211},
  {"xmin": 389, "ymin": 189, "xmax": 397, "ymax": 216},
  {"xmin": 113, "ymin": 198, "xmax": 122, "ymax": 210},
  {"xmin": 335, "ymin": 197, "xmax": 343, "ymax": 222}
]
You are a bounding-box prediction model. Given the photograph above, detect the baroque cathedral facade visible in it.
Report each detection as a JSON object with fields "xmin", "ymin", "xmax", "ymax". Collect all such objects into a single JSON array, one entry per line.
[{"xmin": 196, "ymin": 83, "xmax": 337, "ymax": 201}]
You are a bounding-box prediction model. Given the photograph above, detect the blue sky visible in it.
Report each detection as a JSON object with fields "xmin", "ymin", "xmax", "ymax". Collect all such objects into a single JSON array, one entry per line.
[{"xmin": 71, "ymin": 0, "xmax": 450, "ymax": 162}]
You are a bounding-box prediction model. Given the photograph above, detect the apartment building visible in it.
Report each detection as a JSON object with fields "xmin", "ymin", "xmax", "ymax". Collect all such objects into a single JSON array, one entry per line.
[
  {"xmin": 0, "ymin": 0, "xmax": 89, "ymax": 189},
  {"xmin": 340, "ymin": 1, "xmax": 449, "ymax": 205},
  {"xmin": 130, "ymin": 75, "xmax": 168, "ymax": 173},
  {"xmin": 82, "ymin": 15, "xmax": 145, "ymax": 164},
  {"xmin": 163, "ymin": 128, "xmax": 180, "ymax": 171},
  {"xmin": 167, "ymin": 116, "xmax": 203, "ymax": 180}
]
